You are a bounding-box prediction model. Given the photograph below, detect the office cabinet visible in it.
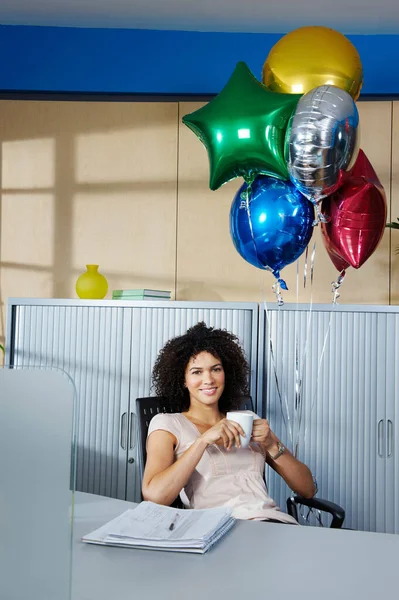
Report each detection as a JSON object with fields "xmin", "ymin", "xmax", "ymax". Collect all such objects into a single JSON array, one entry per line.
[
  {"xmin": 6, "ymin": 299, "xmax": 259, "ymax": 502},
  {"xmin": 259, "ymin": 304, "xmax": 399, "ymax": 534},
  {"xmin": 6, "ymin": 298, "xmax": 399, "ymax": 531}
]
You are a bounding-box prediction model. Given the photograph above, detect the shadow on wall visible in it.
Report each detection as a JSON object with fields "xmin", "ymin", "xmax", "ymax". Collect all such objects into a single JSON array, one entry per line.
[
  {"xmin": 391, "ymin": 256, "xmax": 399, "ymax": 304},
  {"xmin": 0, "ymin": 100, "xmax": 179, "ymax": 294},
  {"xmin": 178, "ymin": 282, "xmax": 224, "ymax": 301},
  {"xmin": 0, "ymin": 99, "xmax": 181, "ymax": 348}
]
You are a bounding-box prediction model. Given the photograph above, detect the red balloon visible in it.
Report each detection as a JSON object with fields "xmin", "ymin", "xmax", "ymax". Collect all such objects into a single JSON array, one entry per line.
[{"xmin": 320, "ymin": 150, "xmax": 387, "ymax": 271}]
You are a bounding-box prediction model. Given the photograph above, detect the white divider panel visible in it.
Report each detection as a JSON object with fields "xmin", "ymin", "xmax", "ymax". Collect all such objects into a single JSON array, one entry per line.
[{"xmin": 0, "ymin": 368, "xmax": 75, "ymax": 600}]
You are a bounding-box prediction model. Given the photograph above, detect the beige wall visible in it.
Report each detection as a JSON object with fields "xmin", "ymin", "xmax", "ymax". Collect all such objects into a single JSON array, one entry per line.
[
  {"xmin": 0, "ymin": 99, "xmax": 398, "ymax": 353},
  {"xmin": 0, "ymin": 100, "xmax": 179, "ymax": 353}
]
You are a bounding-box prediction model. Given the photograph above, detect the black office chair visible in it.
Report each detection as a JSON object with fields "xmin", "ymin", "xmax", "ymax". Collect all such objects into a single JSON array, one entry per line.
[{"xmin": 136, "ymin": 396, "xmax": 345, "ymax": 528}]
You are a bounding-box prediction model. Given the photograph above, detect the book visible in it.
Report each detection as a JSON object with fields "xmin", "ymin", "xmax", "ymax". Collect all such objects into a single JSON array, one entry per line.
[
  {"xmin": 112, "ymin": 295, "xmax": 171, "ymax": 301},
  {"xmin": 81, "ymin": 501, "xmax": 235, "ymax": 554},
  {"xmin": 112, "ymin": 289, "xmax": 171, "ymax": 298}
]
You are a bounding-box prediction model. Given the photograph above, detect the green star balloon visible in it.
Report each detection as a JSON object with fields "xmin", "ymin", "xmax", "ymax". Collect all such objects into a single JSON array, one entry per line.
[{"xmin": 182, "ymin": 62, "xmax": 301, "ymax": 191}]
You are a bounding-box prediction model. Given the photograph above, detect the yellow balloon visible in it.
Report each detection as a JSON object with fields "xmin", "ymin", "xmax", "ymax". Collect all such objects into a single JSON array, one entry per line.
[{"xmin": 263, "ymin": 26, "xmax": 363, "ymax": 100}]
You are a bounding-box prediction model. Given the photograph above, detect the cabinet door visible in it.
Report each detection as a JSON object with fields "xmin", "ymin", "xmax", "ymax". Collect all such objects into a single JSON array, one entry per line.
[
  {"xmin": 9, "ymin": 302, "xmax": 132, "ymax": 500},
  {"xmin": 379, "ymin": 312, "xmax": 399, "ymax": 534},
  {"xmin": 262, "ymin": 306, "xmax": 387, "ymax": 531},
  {"xmin": 125, "ymin": 302, "xmax": 258, "ymax": 502},
  {"xmin": 392, "ymin": 390, "xmax": 399, "ymax": 535}
]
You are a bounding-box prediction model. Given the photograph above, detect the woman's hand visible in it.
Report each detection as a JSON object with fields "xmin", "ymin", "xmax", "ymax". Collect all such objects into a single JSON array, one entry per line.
[
  {"xmin": 251, "ymin": 418, "xmax": 276, "ymax": 450},
  {"xmin": 200, "ymin": 419, "xmax": 246, "ymax": 451}
]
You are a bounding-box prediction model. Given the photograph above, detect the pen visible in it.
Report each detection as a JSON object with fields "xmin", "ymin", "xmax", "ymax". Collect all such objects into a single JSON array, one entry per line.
[{"xmin": 168, "ymin": 513, "xmax": 179, "ymax": 531}]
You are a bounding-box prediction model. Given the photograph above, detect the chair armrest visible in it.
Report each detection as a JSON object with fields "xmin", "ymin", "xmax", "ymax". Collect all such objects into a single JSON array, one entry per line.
[{"xmin": 287, "ymin": 495, "xmax": 345, "ymax": 528}]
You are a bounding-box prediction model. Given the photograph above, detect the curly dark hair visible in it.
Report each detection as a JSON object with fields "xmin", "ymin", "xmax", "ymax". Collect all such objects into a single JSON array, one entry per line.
[{"xmin": 151, "ymin": 322, "xmax": 250, "ymax": 413}]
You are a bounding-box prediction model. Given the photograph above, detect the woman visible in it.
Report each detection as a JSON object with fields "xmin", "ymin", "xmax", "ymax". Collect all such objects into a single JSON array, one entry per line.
[{"xmin": 142, "ymin": 322, "xmax": 315, "ymax": 523}]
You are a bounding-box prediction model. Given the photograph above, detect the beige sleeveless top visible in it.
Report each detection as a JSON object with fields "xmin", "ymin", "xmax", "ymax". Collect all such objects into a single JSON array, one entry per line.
[{"xmin": 147, "ymin": 411, "xmax": 297, "ymax": 524}]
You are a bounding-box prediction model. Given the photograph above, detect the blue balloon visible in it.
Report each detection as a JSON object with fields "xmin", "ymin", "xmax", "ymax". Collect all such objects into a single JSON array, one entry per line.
[{"xmin": 230, "ymin": 176, "xmax": 314, "ymax": 287}]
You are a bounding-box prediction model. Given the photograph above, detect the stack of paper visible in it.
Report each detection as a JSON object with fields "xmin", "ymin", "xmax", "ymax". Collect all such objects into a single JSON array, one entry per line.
[
  {"xmin": 112, "ymin": 289, "xmax": 171, "ymax": 300},
  {"xmin": 82, "ymin": 501, "xmax": 235, "ymax": 554}
]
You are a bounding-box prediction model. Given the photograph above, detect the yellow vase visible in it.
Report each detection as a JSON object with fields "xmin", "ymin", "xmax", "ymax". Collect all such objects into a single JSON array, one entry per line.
[{"xmin": 75, "ymin": 265, "xmax": 108, "ymax": 299}]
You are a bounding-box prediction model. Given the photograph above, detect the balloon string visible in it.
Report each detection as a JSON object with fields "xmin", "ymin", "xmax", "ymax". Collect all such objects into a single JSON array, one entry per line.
[
  {"xmin": 300, "ymin": 242, "xmax": 333, "ymax": 447},
  {"xmin": 331, "ymin": 269, "xmax": 346, "ymax": 304},
  {"xmin": 302, "ymin": 307, "xmax": 334, "ymax": 447},
  {"xmin": 263, "ymin": 246, "xmax": 331, "ymax": 468},
  {"xmin": 293, "ymin": 241, "xmax": 316, "ymax": 458},
  {"xmin": 303, "ymin": 245, "xmax": 308, "ymax": 290},
  {"xmin": 312, "ymin": 202, "xmax": 330, "ymax": 226},
  {"xmin": 310, "ymin": 243, "xmax": 316, "ymax": 285},
  {"xmin": 302, "ymin": 241, "xmax": 316, "ymax": 289},
  {"xmin": 271, "ymin": 281, "xmax": 284, "ymax": 307},
  {"xmin": 261, "ymin": 282, "xmax": 293, "ymax": 449}
]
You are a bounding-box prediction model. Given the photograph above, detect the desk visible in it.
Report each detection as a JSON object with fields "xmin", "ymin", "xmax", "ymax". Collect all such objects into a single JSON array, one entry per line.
[{"xmin": 72, "ymin": 492, "xmax": 399, "ymax": 600}]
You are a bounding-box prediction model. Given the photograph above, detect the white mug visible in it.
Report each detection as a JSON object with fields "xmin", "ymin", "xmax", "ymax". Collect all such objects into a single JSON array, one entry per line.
[{"xmin": 225, "ymin": 411, "xmax": 254, "ymax": 448}]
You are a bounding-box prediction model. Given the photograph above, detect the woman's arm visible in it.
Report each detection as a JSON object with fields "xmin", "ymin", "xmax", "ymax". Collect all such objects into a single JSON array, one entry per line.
[
  {"xmin": 142, "ymin": 430, "xmax": 208, "ymax": 505},
  {"xmin": 252, "ymin": 419, "xmax": 316, "ymax": 498},
  {"xmin": 265, "ymin": 443, "xmax": 316, "ymax": 498},
  {"xmin": 142, "ymin": 418, "xmax": 246, "ymax": 506}
]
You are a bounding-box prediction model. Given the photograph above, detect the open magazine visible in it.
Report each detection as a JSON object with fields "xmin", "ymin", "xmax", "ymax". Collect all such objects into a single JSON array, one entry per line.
[{"xmin": 82, "ymin": 501, "xmax": 235, "ymax": 554}]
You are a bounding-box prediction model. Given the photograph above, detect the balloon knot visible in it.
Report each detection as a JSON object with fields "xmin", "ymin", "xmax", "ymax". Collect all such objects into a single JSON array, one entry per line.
[{"xmin": 278, "ymin": 278, "xmax": 288, "ymax": 291}]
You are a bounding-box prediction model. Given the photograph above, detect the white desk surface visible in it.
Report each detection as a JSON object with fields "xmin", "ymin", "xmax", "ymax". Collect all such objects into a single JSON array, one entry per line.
[{"xmin": 72, "ymin": 492, "xmax": 399, "ymax": 600}]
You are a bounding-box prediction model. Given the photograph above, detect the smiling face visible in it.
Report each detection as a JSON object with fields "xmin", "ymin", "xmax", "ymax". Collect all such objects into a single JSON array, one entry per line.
[{"xmin": 184, "ymin": 351, "xmax": 225, "ymax": 409}]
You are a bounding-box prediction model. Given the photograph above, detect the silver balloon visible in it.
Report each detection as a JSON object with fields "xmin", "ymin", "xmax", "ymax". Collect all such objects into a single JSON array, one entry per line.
[{"xmin": 286, "ymin": 85, "xmax": 359, "ymax": 202}]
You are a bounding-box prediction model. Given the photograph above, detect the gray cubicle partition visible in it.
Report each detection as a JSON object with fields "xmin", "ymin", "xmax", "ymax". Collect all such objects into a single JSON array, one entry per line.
[
  {"xmin": 6, "ymin": 299, "xmax": 259, "ymax": 503},
  {"xmin": 0, "ymin": 367, "xmax": 76, "ymax": 600},
  {"xmin": 258, "ymin": 303, "xmax": 399, "ymax": 534}
]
